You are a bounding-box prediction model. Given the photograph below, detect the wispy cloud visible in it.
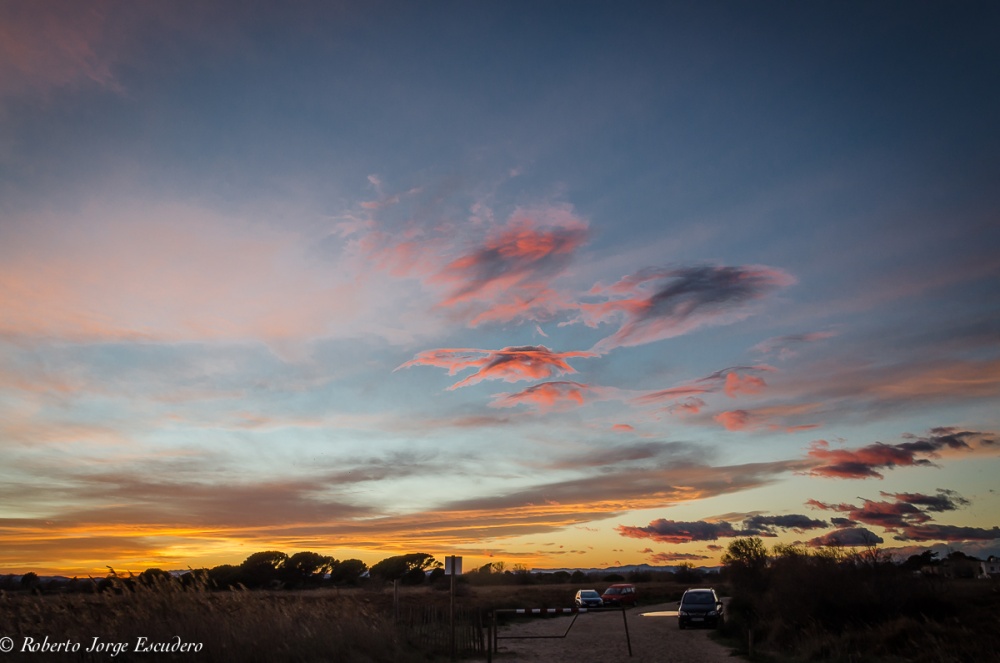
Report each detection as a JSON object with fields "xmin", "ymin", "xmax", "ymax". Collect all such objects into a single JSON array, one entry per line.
[
  {"xmin": 0, "ymin": 454, "xmax": 809, "ymax": 573},
  {"xmin": 0, "ymin": 0, "xmax": 124, "ymax": 99},
  {"xmin": 433, "ymin": 207, "xmax": 589, "ymax": 325},
  {"xmin": 880, "ymin": 489, "xmax": 969, "ymax": 512},
  {"xmin": 892, "ymin": 524, "xmax": 1000, "ymax": 542},
  {"xmin": 648, "ymin": 551, "xmax": 710, "ymax": 562},
  {"xmin": 713, "ymin": 403, "xmax": 821, "ymax": 433},
  {"xmin": 752, "ymin": 331, "xmax": 837, "ymax": 360},
  {"xmin": 397, "ymin": 345, "xmax": 596, "ymax": 389},
  {"xmin": 572, "ymin": 264, "xmax": 794, "ymax": 353}
]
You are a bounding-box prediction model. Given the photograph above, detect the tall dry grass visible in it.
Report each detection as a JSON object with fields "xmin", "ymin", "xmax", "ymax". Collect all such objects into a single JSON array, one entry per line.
[{"xmin": 0, "ymin": 574, "xmax": 431, "ymax": 662}]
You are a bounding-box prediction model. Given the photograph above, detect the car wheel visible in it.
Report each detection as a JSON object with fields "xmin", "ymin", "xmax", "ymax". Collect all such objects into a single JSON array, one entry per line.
[{"xmin": 678, "ymin": 622, "xmax": 685, "ymax": 630}]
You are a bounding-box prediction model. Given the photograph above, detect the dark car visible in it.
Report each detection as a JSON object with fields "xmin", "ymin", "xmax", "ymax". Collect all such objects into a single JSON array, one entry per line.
[
  {"xmin": 574, "ymin": 589, "xmax": 603, "ymax": 608},
  {"xmin": 677, "ymin": 588, "xmax": 724, "ymax": 629},
  {"xmin": 600, "ymin": 583, "xmax": 637, "ymax": 607}
]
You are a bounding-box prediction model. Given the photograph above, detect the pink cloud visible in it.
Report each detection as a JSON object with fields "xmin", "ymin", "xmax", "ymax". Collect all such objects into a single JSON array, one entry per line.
[
  {"xmin": 612, "ymin": 423, "xmax": 635, "ymax": 432},
  {"xmin": 632, "ymin": 385, "xmax": 712, "ymax": 406},
  {"xmin": 711, "ymin": 402, "xmax": 821, "ymax": 433},
  {"xmin": 807, "ymin": 490, "xmax": 973, "ymax": 539},
  {"xmin": 715, "ymin": 410, "xmax": 752, "ymax": 431},
  {"xmin": 432, "ymin": 207, "xmax": 589, "ymax": 325},
  {"xmin": 808, "ymin": 498, "xmax": 931, "ymax": 529},
  {"xmin": 397, "ymin": 345, "xmax": 596, "ymax": 390},
  {"xmin": 670, "ymin": 398, "xmax": 706, "ymax": 415},
  {"xmin": 490, "ymin": 381, "xmax": 593, "ymax": 410},
  {"xmin": 724, "ymin": 372, "xmax": 767, "ymax": 397},
  {"xmin": 575, "ymin": 264, "xmax": 794, "ymax": 353},
  {"xmin": 632, "ymin": 365, "xmax": 773, "ymax": 409},
  {"xmin": 805, "ymin": 428, "xmax": 995, "ymax": 479}
]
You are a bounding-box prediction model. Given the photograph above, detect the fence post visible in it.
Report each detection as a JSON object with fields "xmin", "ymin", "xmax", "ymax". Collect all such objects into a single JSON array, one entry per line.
[
  {"xmin": 621, "ymin": 606, "xmax": 632, "ymax": 657},
  {"xmin": 449, "ymin": 556, "xmax": 456, "ymax": 661}
]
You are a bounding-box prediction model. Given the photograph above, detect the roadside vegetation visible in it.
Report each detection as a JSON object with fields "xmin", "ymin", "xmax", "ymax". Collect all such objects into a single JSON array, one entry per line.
[
  {"xmin": 717, "ymin": 537, "xmax": 1000, "ymax": 663},
  {"xmin": 7, "ymin": 544, "xmax": 997, "ymax": 661},
  {"xmin": 0, "ymin": 552, "xmax": 694, "ymax": 662}
]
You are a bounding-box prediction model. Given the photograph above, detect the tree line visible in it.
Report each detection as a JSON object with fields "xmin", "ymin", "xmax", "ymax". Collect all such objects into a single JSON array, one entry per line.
[{"xmin": 718, "ymin": 537, "xmax": 1000, "ymax": 662}]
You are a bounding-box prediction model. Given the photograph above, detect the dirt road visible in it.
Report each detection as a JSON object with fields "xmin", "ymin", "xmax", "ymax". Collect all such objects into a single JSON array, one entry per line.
[{"xmin": 481, "ymin": 603, "xmax": 735, "ymax": 663}]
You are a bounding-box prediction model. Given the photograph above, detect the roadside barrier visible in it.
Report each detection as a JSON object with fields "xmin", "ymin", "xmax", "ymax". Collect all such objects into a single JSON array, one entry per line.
[{"xmin": 487, "ymin": 606, "xmax": 632, "ymax": 661}]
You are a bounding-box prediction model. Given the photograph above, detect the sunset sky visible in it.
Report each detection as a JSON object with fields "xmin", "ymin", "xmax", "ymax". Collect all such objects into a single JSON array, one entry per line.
[{"xmin": 2, "ymin": 1, "xmax": 998, "ymax": 576}]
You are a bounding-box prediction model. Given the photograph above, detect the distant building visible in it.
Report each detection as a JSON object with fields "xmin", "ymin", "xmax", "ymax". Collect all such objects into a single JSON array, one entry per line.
[
  {"xmin": 979, "ymin": 555, "xmax": 1000, "ymax": 579},
  {"xmin": 941, "ymin": 555, "xmax": 980, "ymax": 579}
]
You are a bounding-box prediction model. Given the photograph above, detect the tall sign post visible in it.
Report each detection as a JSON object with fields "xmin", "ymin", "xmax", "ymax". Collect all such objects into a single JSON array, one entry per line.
[{"xmin": 445, "ymin": 555, "xmax": 462, "ymax": 660}]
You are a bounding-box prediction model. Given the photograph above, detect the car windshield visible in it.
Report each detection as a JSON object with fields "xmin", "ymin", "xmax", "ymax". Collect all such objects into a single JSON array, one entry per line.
[
  {"xmin": 580, "ymin": 591, "xmax": 599, "ymax": 598},
  {"xmin": 603, "ymin": 587, "xmax": 621, "ymax": 595},
  {"xmin": 683, "ymin": 592, "xmax": 714, "ymax": 605}
]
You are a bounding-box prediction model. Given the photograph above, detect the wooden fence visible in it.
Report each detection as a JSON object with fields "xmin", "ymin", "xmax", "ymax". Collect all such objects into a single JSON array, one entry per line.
[{"xmin": 397, "ymin": 604, "xmax": 486, "ymax": 655}]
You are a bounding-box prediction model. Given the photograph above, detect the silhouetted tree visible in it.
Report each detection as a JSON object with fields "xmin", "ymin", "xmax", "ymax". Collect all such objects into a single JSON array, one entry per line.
[
  {"xmin": 722, "ymin": 537, "xmax": 769, "ymax": 591},
  {"xmin": 138, "ymin": 568, "xmax": 173, "ymax": 586},
  {"xmin": 329, "ymin": 559, "xmax": 367, "ymax": 585},
  {"xmin": 20, "ymin": 571, "xmax": 39, "ymax": 590},
  {"xmin": 370, "ymin": 553, "xmax": 440, "ymax": 583},
  {"xmin": 674, "ymin": 562, "xmax": 703, "ymax": 584},
  {"xmin": 628, "ymin": 570, "xmax": 653, "ymax": 583},
  {"xmin": 284, "ymin": 551, "xmax": 335, "ymax": 586},
  {"xmin": 901, "ymin": 549, "xmax": 939, "ymax": 572},
  {"xmin": 208, "ymin": 564, "xmax": 241, "ymax": 588},
  {"xmin": 239, "ymin": 551, "xmax": 289, "ymax": 588}
]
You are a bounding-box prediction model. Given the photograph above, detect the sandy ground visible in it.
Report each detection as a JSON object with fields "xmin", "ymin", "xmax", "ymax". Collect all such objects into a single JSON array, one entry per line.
[{"xmin": 477, "ymin": 603, "xmax": 736, "ymax": 663}]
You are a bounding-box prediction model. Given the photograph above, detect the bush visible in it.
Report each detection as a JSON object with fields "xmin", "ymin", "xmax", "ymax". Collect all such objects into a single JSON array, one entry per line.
[{"xmin": 719, "ymin": 538, "xmax": 1000, "ymax": 662}]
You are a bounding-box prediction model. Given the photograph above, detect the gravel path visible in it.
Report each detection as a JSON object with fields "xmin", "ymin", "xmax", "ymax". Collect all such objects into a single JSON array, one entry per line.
[{"xmin": 478, "ymin": 603, "xmax": 737, "ymax": 663}]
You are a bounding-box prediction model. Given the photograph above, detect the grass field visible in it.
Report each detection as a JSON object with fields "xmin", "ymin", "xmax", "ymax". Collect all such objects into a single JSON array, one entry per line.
[
  {"xmin": 0, "ymin": 576, "xmax": 694, "ymax": 661},
  {"xmin": 5, "ymin": 572, "xmax": 997, "ymax": 662}
]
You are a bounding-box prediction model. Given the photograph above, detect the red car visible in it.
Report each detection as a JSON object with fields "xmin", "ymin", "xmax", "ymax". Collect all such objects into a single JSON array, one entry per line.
[{"xmin": 600, "ymin": 583, "xmax": 637, "ymax": 606}]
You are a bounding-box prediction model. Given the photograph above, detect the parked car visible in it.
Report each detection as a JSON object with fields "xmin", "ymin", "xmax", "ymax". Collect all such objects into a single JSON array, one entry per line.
[
  {"xmin": 600, "ymin": 583, "xmax": 637, "ymax": 606},
  {"xmin": 677, "ymin": 588, "xmax": 724, "ymax": 629},
  {"xmin": 574, "ymin": 589, "xmax": 603, "ymax": 608}
]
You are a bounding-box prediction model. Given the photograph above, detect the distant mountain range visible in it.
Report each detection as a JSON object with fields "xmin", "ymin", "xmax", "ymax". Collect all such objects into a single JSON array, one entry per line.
[{"xmin": 530, "ymin": 563, "xmax": 721, "ymax": 575}]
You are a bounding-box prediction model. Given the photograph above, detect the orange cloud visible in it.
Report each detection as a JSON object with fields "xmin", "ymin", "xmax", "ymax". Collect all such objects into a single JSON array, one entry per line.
[
  {"xmin": 490, "ymin": 381, "xmax": 592, "ymax": 410},
  {"xmin": 715, "ymin": 409, "xmax": 751, "ymax": 431},
  {"xmin": 632, "ymin": 365, "xmax": 773, "ymax": 409},
  {"xmin": 724, "ymin": 372, "xmax": 767, "ymax": 397},
  {"xmin": 397, "ymin": 345, "xmax": 596, "ymax": 389},
  {"xmin": 0, "ymin": 456, "xmax": 806, "ymax": 575},
  {"xmin": 712, "ymin": 402, "xmax": 822, "ymax": 432}
]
